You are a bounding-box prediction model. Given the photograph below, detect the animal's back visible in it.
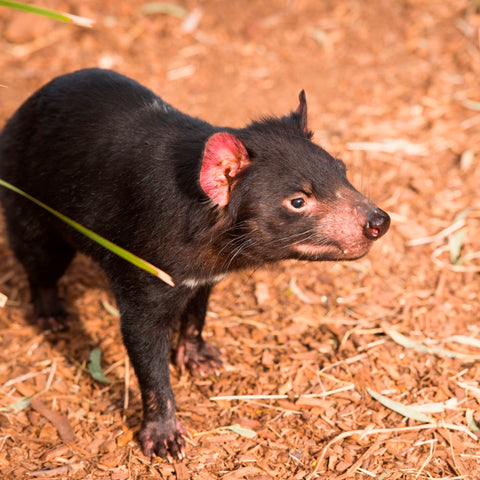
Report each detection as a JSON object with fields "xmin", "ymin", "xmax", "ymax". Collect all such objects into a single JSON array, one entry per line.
[
  {"xmin": 0, "ymin": 68, "xmax": 169, "ymax": 191},
  {"xmin": 0, "ymin": 69, "xmax": 206, "ymax": 257}
]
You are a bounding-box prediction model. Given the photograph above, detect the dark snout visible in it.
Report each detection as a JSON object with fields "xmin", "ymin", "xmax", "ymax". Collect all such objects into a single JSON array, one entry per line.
[{"xmin": 363, "ymin": 208, "xmax": 390, "ymax": 240}]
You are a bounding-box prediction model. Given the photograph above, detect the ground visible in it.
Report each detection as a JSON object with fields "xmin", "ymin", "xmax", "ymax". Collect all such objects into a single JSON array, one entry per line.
[{"xmin": 0, "ymin": 0, "xmax": 479, "ymax": 478}]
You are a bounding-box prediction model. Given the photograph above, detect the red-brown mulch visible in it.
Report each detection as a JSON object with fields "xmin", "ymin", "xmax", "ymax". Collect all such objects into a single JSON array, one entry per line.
[{"xmin": 0, "ymin": 1, "xmax": 479, "ymax": 478}]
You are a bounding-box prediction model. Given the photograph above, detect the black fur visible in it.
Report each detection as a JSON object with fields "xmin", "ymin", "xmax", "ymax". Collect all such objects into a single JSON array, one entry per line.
[{"xmin": 0, "ymin": 68, "xmax": 389, "ymax": 459}]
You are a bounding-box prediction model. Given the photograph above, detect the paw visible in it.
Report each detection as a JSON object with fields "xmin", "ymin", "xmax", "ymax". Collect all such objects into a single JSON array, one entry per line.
[
  {"xmin": 36, "ymin": 314, "xmax": 69, "ymax": 332},
  {"xmin": 140, "ymin": 418, "xmax": 187, "ymax": 461},
  {"xmin": 33, "ymin": 287, "xmax": 68, "ymax": 332},
  {"xmin": 175, "ymin": 339, "xmax": 223, "ymax": 376}
]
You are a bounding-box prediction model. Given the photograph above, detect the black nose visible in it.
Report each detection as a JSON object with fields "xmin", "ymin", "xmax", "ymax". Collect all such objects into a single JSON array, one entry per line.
[{"xmin": 363, "ymin": 208, "xmax": 390, "ymax": 240}]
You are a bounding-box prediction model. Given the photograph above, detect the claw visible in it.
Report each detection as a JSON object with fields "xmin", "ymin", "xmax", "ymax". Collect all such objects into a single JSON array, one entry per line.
[{"xmin": 140, "ymin": 417, "xmax": 187, "ymax": 461}]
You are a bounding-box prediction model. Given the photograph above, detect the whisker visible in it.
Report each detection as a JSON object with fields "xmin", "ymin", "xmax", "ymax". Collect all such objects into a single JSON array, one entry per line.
[
  {"xmin": 217, "ymin": 231, "xmax": 255, "ymax": 258},
  {"xmin": 222, "ymin": 238, "xmax": 258, "ymax": 271},
  {"xmin": 211, "ymin": 214, "xmax": 362, "ymax": 270}
]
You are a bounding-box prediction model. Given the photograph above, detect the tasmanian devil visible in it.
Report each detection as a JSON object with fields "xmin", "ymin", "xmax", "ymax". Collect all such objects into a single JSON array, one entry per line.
[{"xmin": 0, "ymin": 68, "xmax": 389, "ymax": 460}]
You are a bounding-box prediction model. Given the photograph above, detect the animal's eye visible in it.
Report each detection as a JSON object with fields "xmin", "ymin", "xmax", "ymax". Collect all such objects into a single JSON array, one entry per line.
[{"xmin": 290, "ymin": 197, "xmax": 306, "ymax": 209}]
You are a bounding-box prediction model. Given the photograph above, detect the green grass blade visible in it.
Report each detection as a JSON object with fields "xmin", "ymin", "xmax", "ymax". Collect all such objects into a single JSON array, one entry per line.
[
  {"xmin": 0, "ymin": 0, "xmax": 94, "ymax": 27},
  {"xmin": 0, "ymin": 178, "xmax": 175, "ymax": 287}
]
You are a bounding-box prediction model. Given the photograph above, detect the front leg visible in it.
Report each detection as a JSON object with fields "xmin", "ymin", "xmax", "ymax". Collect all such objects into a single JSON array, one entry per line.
[
  {"xmin": 175, "ymin": 285, "xmax": 223, "ymax": 375},
  {"xmin": 114, "ymin": 279, "xmax": 191, "ymax": 460}
]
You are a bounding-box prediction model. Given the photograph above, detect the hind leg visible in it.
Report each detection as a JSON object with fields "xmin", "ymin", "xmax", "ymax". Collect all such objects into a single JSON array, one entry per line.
[
  {"xmin": 27, "ymin": 245, "xmax": 74, "ymax": 332},
  {"xmin": 4, "ymin": 211, "xmax": 75, "ymax": 331},
  {"xmin": 175, "ymin": 285, "xmax": 223, "ymax": 375}
]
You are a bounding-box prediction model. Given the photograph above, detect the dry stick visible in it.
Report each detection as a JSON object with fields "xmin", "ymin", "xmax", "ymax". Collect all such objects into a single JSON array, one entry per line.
[
  {"xmin": 2, "ymin": 368, "xmax": 50, "ymax": 388},
  {"xmin": 318, "ymin": 353, "xmax": 368, "ymax": 373},
  {"xmin": 406, "ymin": 218, "xmax": 466, "ymax": 247},
  {"xmin": 209, "ymin": 384, "xmax": 354, "ymax": 402},
  {"xmin": 307, "ymin": 423, "xmax": 478, "ymax": 479},
  {"xmin": 415, "ymin": 439, "xmax": 435, "ymax": 480},
  {"xmin": 2, "ymin": 362, "xmax": 56, "ymax": 396},
  {"xmin": 44, "ymin": 361, "xmax": 57, "ymax": 392},
  {"xmin": 444, "ymin": 428, "xmax": 463, "ymax": 478},
  {"xmin": 6, "ymin": 29, "xmax": 73, "ymax": 58}
]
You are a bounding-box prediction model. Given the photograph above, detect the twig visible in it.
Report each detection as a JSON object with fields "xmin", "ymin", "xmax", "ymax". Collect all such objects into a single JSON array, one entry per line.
[
  {"xmin": 210, "ymin": 384, "xmax": 354, "ymax": 402},
  {"xmin": 318, "ymin": 353, "xmax": 367, "ymax": 373},
  {"xmin": 2, "ymin": 368, "xmax": 50, "ymax": 388},
  {"xmin": 407, "ymin": 219, "xmax": 466, "ymax": 247},
  {"xmin": 44, "ymin": 361, "xmax": 57, "ymax": 392},
  {"xmin": 415, "ymin": 439, "xmax": 435, "ymax": 479}
]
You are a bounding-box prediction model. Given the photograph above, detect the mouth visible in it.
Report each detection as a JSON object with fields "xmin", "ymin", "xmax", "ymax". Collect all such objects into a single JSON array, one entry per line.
[{"xmin": 291, "ymin": 240, "xmax": 373, "ymax": 261}]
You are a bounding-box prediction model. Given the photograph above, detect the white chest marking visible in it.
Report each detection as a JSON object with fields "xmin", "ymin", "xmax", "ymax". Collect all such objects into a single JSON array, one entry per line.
[{"xmin": 181, "ymin": 273, "xmax": 228, "ymax": 289}]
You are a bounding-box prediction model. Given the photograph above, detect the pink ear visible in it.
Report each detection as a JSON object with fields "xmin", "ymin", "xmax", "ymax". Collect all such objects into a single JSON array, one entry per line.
[{"xmin": 200, "ymin": 132, "xmax": 250, "ymax": 206}]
